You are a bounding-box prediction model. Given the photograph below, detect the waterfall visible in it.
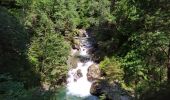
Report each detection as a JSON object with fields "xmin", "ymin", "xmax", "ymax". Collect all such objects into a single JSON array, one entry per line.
[{"xmin": 66, "ymin": 30, "xmax": 97, "ymax": 98}]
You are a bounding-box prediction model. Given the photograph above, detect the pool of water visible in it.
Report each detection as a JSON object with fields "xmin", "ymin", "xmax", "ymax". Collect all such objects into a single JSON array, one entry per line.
[{"xmin": 52, "ymin": 87, "xmax": 98, "ymax": 100}]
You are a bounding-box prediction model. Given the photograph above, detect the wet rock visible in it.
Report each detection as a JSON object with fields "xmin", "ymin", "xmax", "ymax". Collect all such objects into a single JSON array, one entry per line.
[
  {"xmin": 90, "ymin": 80, "xmax": 114, "ymax": 98},
  {"xmin": 79, "ymin": 56, "xmax": 90, "ymax": 63},
  {"xmin": 72, "ymin": 38, "xmax": 80, "ymax": 50},
  {"xmin": 78, "ymin": 29, "xmax": 86, "ymax": 37},
  {"xmin": 77, "ymin": 69, "xmax": 83, "ymax": 77},
  {"xmin": 87, "ymin": 64, "xmax": 100, "ymax": 82},
  {"xmin": 73, "ymin": 69, "xmax": 83, "ymax": 81},
  {"xmin": 42, "ymin": 82, "xmax": 50, "ymax": 91},
  {"xmin": 90, "ymin": 80, "xmax": 132, "ymax": 100},
  {"xmin": 68, "ymin": 53, "xmax": 79, "ymax": 68},
  {"xmin": 74, "ymin": 79, "xmax": 77, "ymax": 82},
  {"xmin": 70, "ymin": 49, "xmax": 77, "ymax": 56},
  {"xmin": 72, "ymin": 45, "xmax": 79, "ymax": 50}
]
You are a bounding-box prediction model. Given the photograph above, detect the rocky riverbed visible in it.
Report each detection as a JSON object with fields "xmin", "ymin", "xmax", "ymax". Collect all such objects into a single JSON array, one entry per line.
[{"xmin": 66, "ymin": 29, "xmax": 132, "ymax": 100}]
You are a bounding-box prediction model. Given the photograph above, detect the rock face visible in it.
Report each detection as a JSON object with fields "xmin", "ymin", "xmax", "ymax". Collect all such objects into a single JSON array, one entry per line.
[
  {"xmin": 73, "ymin": 69, "xmax": 83, "ymax": 81},
  {"xmin": 90, "ymin": 80, "xmax": 132, "ymax": 100},
  {"xmin": 87, "ymin": 64, "xmax": 100, "ymax": 82}
]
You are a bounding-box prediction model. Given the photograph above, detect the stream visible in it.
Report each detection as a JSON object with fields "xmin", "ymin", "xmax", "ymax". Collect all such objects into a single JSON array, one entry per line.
[
  {"xmin": 67, "ymin": 30, "xmax": 98, "ymax": 100},
  {"xmin": 54, "ymin": 30, "xmax": 98, "ymax": 100}
]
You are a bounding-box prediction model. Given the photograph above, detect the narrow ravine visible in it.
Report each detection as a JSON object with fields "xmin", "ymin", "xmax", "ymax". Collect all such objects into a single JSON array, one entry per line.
[{"xmin": 66, "ymin": 30, "xmax": 98, "ymax": 99}]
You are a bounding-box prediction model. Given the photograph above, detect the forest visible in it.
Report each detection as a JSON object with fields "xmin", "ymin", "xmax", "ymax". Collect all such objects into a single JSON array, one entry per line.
[{"xmin": 0, "ymin": 0, "xmax": 170, "ymax": 100}]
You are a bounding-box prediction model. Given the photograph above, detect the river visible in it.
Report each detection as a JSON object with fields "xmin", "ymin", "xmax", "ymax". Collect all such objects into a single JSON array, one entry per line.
[{"xmin": 54, "ymin": 30, "xmax": 98, "ymax": 100}]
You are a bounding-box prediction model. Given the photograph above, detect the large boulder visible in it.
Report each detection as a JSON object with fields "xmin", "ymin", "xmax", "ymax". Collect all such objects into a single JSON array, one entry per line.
[
  {"xmin": 87, "ymin": 64, "xmax": 100, "ymax": 82},
  {"xmin": 90, "ymin": 80, "xmax": 132, "ymax": 100},
  {"xmin": 90, "ymin": 80, "xmax": 107, "ymax": 96},
  {"xmin": 73, "ymin": 69, "xmax": 83, "ymax": 81}
]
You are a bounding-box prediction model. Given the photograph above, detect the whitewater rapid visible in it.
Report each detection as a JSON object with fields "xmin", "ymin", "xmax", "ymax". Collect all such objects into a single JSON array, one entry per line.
[{"xmin": 66, "ymin": 30, "xmax": 96, "ymax": 97}]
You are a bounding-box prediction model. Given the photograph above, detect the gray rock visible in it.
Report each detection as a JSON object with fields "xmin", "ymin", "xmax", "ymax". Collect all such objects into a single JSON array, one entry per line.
[
  {"xmin": 90, "ymin": 80, "xmax": 132, "ymax": 100},
  {"xmin": 87, "ymin": 64, "xmax": 100, "ymax": 82},
  {"xmin": 72, "ymin": 38, "xmax": 80, "ymax": 50},
  {"xmin": 78, "ymin": 29, "xmax": 86, "ymax": 37},
  {"xmin": 77, "ymin": 69, "xmax": 83, "ymax": 78},
  {"xmin": 73, "ymin": 69, "xmax": 83, "ymax": 81}
]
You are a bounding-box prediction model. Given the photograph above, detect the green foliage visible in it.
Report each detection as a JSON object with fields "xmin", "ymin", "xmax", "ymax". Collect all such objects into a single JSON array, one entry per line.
[
  {"xmin": 99, "ymin": 93, "xmax": 107, "ymax": 100},
  {"xmin": 28, "ymin": 33, "xmax": 70, "ymax": 84},
  {"xmin": 93, "ymin": 0, "xmax": 170, "ymax": 99},
  {"xmin": 121, "ymin": 50, "xmax": 146, "ymax": 85},
  {"xmin": 0, "ymin": 7, "xmax": 40, "ymax": 87},
  {"xmin": 100, "ymin": 57, "xmax": 124, "ymax": 81},
  {"xmin": 0, "ymin": 74, "xmax": 56, "ymax": 100},
  {"xmin": 5, "ymin": 0, "xmax": 112, "ymax": 89},
  {"xmin": 1, "ymin": 0, "xmax": 170, "ymax": 99},
  {"xmin": 0, "ymin": 74, "xmax": 26, "ymax": 100}
]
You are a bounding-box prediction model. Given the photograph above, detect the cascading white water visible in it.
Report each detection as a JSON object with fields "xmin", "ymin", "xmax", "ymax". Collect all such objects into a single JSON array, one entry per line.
[
  {"xmin": 66, "ymin": 30, "xmax": 96, "ymax": 98},
  {"xmin": 67, "ymin": 61, "xmax": 93, "ymax": 97}
]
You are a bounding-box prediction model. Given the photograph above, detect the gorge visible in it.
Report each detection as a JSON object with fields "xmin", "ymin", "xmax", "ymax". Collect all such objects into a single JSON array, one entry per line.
[{"xmin": 1, "ymin": 1, "xmax": 169, "ymax": 100}]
